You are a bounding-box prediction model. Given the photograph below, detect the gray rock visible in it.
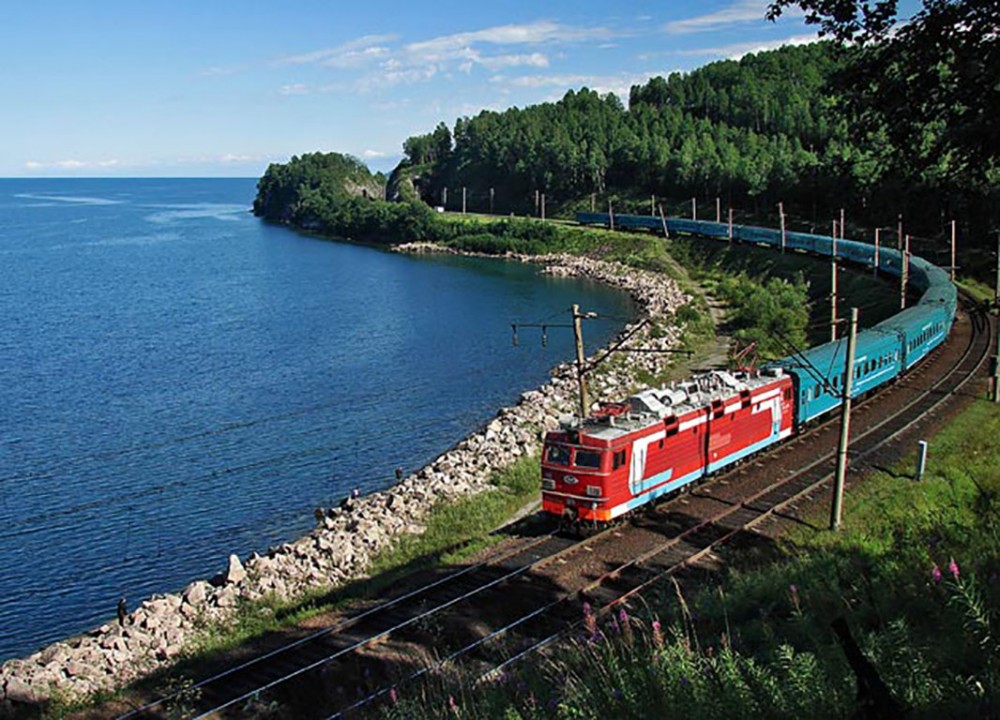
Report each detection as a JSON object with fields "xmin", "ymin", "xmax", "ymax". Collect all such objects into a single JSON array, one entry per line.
[
  {"xmin": 225, "ymin": 554, "xmax": 247, "ymax": 585},
  {"xmin": 183, "ymin": 580, "xmax": 209, "ymax": 605}
]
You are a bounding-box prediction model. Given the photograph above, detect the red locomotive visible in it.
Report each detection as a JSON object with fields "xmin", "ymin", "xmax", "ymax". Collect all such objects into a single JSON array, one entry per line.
[{"xmin": 541, "ymin": 370, "xmax": 794, "ymax": 528}]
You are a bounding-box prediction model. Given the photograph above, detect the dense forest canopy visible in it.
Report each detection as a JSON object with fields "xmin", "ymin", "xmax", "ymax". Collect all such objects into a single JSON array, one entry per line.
[
  {"xmin": 400, "ymin": 43, "xmax": 846, "ymax": 219},
  {"xmin": 254, "ymin": 152, "xmax": 384, "ymax": 225},
  {"xmin": 397, "ymin": 24, "xmax": 995, "ymax": 242}
]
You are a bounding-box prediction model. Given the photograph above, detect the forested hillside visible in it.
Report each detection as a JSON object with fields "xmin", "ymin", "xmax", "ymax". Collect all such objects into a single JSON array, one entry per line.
[
  {"xmin": 254, "ymin": 152, "xmax": 385, "ymax": 226},
  {"xmin": 399, "ymin": 39, "xmax": 995, "ymax": 241},
  {"xmin": 401, "ymin": 44, "xmax": 850, "ymax": 216}
]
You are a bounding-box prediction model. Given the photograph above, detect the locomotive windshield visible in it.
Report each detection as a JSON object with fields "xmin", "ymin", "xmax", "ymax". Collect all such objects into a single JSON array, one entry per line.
[
  {"xmin": 574, "ymin": 450, "xmax": 602, "ymax": 468},
  {"xmin": 545, "ymin": 444, "xmax": 571, "ymax": 466}
]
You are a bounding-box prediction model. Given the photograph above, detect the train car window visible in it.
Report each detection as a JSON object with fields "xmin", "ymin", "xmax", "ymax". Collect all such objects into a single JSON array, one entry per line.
[
  {"xmin": 575, "ymin": 450, "xmax": 602, "ymax": 469},
  {"xmin": 546, "ymin": 445, "xmax": 571, "ymax": 466},
  {"xmin": 612, "ymin": 450, "xmax": 626, "ymax": 469}
]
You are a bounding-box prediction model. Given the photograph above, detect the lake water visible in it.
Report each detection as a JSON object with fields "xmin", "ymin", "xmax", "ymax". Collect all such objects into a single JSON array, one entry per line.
[{"xmin": 0, "ymin": 178, "xmax": 636, "ymax": 661}]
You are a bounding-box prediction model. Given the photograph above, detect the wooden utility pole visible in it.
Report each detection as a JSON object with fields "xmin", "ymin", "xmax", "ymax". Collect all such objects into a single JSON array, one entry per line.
[
  {"xmin": 462, "ymin": 187, "xmax": 467, "ymax": 215},
  {"xmin": 779, "ymin": 201, "xmax": 786, "ymax": 253},
  {"xmin": 590, "ymin": 193, "xmax": 595, "ymax": 212},
  {"xmin": 995, "ymin": 230, "xmax": 1000, "ymax": 309},
  {"xmin": 840, "ymin": 208, "xmax": 845, "ymax": 240},
  {"xmin": 831, "ymin": 255, "xmax": 839, "ymax": 342},
  {"xmin": 950, "ymin": 220, "xmax": 957, "ymax": 282},
  {"xmin": 658, "ymin": 204, "xmax": 670, "ymax": 239},
  {"xmin": 831, "ymin": 307, "xmax": 859, "ymax": 531},
  {"xmin": 489, "ymin": 187, "xmax": 494, "ymax": 214},
  {"xmin": 692, "ymin": 197, "xmax": 697, "ymax": 221},
  {"xmin": 650, "ymin": 195, "xmax": 655, "ymax": 216},
  {"xmin": 901, "ymin": 235, "xmax": 910, "ymax": 310},
  {"xmin": 728, "ymin": 207, "xmax": 733, "ymax": 241},
  {"xmin": 572, "ymin": 304, "xmax": 590, "ymax": 419},
  {"xmin": 534, "ymin": 189, "xmax": 539, "ymax": 216},
  {"xmin": 541, "ymin": 193, "xmax": 546, "ymax": 221},
  {"xmin": 993, "ymin": 329, "xmax": 1000, "ymax": 404},
  {"xmin": 874, "ymin": 228, "xmax": 880, "ymax": 275},
  {"xmin": 897, "ymin": 214, "xmax": 903, "ymax": 250},
  {"xmin": 442, "ymin": 187, "xmax": 448, "ymax": 208},
  {"xmin": 608, "ymin": 200, "xmax": 615, "ymax": 231},
  {"xmin": 716, "ymin": 196, "xmax": 721, "ymax": 223}
]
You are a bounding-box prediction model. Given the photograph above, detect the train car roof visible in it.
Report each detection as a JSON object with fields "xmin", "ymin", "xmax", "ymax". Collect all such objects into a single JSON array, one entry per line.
[{"xmin": 558, "ymin": 369, "xmax": 789, "ymax": 443}]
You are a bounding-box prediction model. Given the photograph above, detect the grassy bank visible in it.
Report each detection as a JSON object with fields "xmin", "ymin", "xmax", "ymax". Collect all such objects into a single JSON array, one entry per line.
[{"xmin": 382, "ymin": 395, "xmax": 1000, "ymax": 719}]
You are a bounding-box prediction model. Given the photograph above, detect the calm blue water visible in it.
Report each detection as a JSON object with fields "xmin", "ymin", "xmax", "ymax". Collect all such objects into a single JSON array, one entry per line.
[{"xmin": 0, "ymin": 178, "xmax": 635, "ymax": 661}]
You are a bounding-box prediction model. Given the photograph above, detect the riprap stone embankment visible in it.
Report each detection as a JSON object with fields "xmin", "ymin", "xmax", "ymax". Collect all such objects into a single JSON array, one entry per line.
[{"xmin": 0, "ymin": 250, "xmax": 690, "ymax": 707}]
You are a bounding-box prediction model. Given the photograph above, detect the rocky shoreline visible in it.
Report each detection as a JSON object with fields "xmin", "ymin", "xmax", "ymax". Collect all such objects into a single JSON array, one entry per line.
[{"xmin": 0, "ymin": 248, "xmax": 691, "ymax": 708}]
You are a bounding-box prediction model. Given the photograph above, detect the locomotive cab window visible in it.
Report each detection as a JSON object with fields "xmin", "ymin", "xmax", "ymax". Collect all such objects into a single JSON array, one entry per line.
[
  {"xmin": 612, "ymin": 449, "xmax": 627, "ymax": 469},
  {"xmin": 546, "ymin": 445, "xmax": 571, "ymax": 466},
  {"xmin": 575, "ymin": 450, "xmax": 602, "ymax": 469}
]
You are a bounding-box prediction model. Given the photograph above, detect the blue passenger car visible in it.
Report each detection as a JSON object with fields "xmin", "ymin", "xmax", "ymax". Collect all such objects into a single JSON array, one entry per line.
[{"xmin": 772, "ymin": 327, "xmax": 903, "ymax": 426}]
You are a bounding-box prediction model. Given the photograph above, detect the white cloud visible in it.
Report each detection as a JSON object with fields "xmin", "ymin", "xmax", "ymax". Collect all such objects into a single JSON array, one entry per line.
[
  {"xmin": 478, "ymin": 52, "xmax": 550, "ymax": 70},
  {"xmin": 272, "ymin": 21, "xmax": 614, "ymax": 93},
  {"xmin": 274, "ymin": 34, "xmax": 398, "ymax": 67},
  {"xmin": 673, "ymin": 34, "xmax": 818, "ymax": 59},
  {"xmin": 357, "ymin": 65, "xmax": 439, "ymax": 92},
  {"xmin": 663, "ymin": 0, "xmax": 795, "ymax": 34},
  {"xmin": 403, "ymin": 20, "xmax": 613, "ymax": 59},
  {"xmin": 24, "ymin": 159, "xmax": 121, "ymax": 170},
  {"xmin": 279, "ymin": 83, "xmax": 312, "ymax": 96},
  {"xmin": 493, "ymin": 70, "xmax": 677, "ymax": 101},
  {"xmin": 220, "ymin": 153, "xmax": 258, "ymax": 163},
  {"xmin": 362, "ymin": 149, "xmax": 386, "ymax": 158}
]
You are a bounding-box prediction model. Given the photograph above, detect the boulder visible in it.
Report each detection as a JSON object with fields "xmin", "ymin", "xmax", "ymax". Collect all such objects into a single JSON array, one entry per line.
[
  {"xmin": 225, "ymin": 554, "xmax": 247, "ymax": 585},
  {"xmin": 183, "ymin": 580, "xmax": 209, "ymax": 606}
]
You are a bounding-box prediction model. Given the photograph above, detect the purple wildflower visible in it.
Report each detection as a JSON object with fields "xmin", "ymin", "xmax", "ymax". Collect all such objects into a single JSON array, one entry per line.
[
  {"xmin": 948, "ymin": 557, "xmax": 960, "ymax": 580},
  {"xmin": 583, "ymin": 602, "xmax": 598, "ymax": 640},
  {"xmin": 621, "ymin": 609, "xmax": 634, "ymax": 646},
  {"xmin": 651, "ymin": 619, "xmax": 664, "ymax": 649},
  {"xmin": 389, "ymin": 687, "xmax": 398, "ymax": 705},
  {"xmin": 448, "ymin": 694, "xmax": 459, "ymax": 714},
  {"xmin": 931, "ymin": 564, "xmax": 943, "ymax": 583}
]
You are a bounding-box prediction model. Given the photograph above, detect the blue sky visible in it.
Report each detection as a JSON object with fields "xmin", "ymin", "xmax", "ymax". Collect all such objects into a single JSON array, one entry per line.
[{"xmin": 0, "ymin": 0, "xmax": 917, "ymax": 178}]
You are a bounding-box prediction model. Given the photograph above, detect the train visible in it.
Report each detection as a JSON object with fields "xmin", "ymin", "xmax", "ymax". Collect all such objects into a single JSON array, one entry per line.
[{"xmin": 541, "ymin": 212, "xmax": 958, "ymax": 529}]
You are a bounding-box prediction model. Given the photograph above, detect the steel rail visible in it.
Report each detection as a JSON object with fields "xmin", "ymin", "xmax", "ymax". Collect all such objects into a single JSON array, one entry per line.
[{"xmin": 117, "ymin": 528, "xmax": 567, "ymax": 719}]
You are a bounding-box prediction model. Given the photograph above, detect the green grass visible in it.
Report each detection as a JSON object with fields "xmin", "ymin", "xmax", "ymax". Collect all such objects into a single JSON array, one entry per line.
[
  {"xmin": 368, "ymin": 454, "xmax": 542, "ymax": 575},
  {"xmin": 958, "ymin": 277, "xmax": 996, "ymax": 305}
]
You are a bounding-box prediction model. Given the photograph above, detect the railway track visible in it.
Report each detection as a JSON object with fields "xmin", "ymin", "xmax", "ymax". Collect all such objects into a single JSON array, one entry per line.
[{"xmin": 117, "ymin": 296, "xmax": 990, "ymax": 720}]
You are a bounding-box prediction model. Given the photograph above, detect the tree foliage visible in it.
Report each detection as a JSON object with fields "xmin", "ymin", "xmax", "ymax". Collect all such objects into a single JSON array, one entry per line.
[
  {"xmin": 253, "ymin": 152, "xmax": 383, "ymax": 224},
  {"xmin": 767, "ymin": 0, "xmax": 1000, "ymax": 216},
  {"xmin": 403, "ymin": 43, "xmax": 856, "ymax": 216}
]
